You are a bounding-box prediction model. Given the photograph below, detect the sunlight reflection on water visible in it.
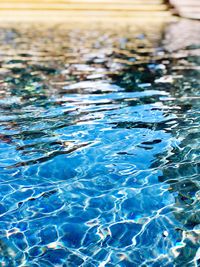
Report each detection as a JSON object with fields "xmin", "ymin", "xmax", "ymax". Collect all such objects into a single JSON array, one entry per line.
[{"xmin": 0, "ymin": 20, "xmax": 199, "ymax": 266}]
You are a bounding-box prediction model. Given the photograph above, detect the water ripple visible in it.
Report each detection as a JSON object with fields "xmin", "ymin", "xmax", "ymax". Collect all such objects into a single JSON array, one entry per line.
[{"xmin": 0, "ymin": 21, "xmax": 199, "ymax": 266}]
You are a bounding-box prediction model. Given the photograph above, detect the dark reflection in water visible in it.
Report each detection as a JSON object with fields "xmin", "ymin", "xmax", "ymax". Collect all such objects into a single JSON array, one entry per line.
[{"xmin": 0, "ymin": 21, "xmax": 199, "ymax": 266}]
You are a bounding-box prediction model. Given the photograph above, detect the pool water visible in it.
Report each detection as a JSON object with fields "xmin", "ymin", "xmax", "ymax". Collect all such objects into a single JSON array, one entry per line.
[{"xmin": 0, "ymin": 20, "xmax": 199, "ymax": 266}]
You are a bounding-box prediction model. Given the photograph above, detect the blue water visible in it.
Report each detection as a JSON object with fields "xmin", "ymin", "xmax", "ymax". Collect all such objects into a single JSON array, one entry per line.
[{"xmin": 0, "ymin": 21, "xmax": 199, "ymax": 266}]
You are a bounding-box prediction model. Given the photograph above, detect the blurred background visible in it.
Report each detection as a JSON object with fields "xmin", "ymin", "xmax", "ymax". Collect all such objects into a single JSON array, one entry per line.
[{"xmin": 0, "ymin": 0, "xmax": 199, "ymax": 23}]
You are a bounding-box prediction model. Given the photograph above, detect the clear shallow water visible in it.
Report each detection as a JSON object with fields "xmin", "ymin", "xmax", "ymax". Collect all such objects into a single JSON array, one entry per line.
[{"xmin": 0, "ymin": 21, "xmax": 199, "ymax": 266}]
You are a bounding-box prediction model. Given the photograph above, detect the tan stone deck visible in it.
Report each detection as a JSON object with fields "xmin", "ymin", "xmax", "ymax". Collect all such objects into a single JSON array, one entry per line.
[
  {"xmin": 0, "ymin": 0, "xmax": 199, "ymax": 23},
  {"xmin": 0, "ymin": 0, "xmax": 172, "ymax": 23}
]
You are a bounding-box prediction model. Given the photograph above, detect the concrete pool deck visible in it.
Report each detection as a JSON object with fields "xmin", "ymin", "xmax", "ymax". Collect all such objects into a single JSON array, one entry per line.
[
  {"xmin": 0, "ymin": 0, "xmax": 173, "ymax": 23},
  {"xmin": 0, "ymin": 0, "xmax": 198, "ymax": 23}
]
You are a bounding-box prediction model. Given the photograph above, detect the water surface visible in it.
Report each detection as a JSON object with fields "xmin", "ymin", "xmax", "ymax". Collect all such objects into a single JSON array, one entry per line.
[{"xmin": 0, "ymin": 21, "xmax": 199, "ymax": 266}]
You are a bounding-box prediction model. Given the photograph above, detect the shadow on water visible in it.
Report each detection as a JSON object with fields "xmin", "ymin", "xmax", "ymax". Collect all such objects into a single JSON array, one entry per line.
[{"xmin": 0, "ymin": 20, "xmax": 199, "ymax": 266}]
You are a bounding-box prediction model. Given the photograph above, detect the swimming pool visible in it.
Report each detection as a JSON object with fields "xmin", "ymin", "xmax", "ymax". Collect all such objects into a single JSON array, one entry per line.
[{"xmin": 0, "ymin": 20, "xmax": 199, "ymax": 266}]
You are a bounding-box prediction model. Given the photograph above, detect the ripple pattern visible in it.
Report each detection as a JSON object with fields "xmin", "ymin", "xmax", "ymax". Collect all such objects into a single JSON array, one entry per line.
[{"xmin": 0, "ymin": 22, "xmax": 199, "ymax": 266}]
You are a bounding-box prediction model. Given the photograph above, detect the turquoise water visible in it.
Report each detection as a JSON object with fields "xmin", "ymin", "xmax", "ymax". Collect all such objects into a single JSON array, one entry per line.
[{"xmin": 0, "ymin": 21, "xmax": 199, "ymax": 266}]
